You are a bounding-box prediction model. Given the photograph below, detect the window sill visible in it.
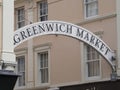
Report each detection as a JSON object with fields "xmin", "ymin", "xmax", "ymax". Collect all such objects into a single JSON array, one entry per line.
[
  {"xmin": 14, "ymin": 86, "xmax": 27, "ymax": 90},
  {"xmin": 35, "ymin": 83, "xmax": 50, "ymax": 89},
  {"xmin": 86, "ymin": 76, "xmax": 101, "ymax": 82},
  {"xmin": 85, "ymin": 15, "xmax": 99, "ymax": 20},
  {"xmin": 77, "ymin": 13, "xmax": 116, "ymax": 25}
]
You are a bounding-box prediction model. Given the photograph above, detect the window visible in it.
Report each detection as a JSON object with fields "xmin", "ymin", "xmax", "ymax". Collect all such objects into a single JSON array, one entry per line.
[
  {"xmin": 85, "ymin": 44, "xmax": 100, "ymax": 78},
  {"xmin": 34, "ymin": 46, "xmax": 50, "ymax": 87},
  {"xmin": 38, "ymin": 0, "xmax": 48, "ymax": 21},
  {"xmin": 16, "ymin": 7, "xmax": 25, "ymax": 28},
  {"xmin": 16, "ymin": 56, "xmax": 25, "ymax": 87},
  {"xmin": 84, "ymin": 0, "xmax": 98, "ymax": 18},
  {"xmin": 38, "ymin": 51, "xmax": 49, "ymax": 84}
]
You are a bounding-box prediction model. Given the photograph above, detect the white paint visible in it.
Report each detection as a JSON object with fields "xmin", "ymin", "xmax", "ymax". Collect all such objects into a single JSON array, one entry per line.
[
  {"xmin": 2, "ymin": 0, "xmax": 15, "ymax": 70},
  {"xmin": 14, "ymin": 21, "xmax": 115, "ymax": 71},
  {"xmin": 117, "ymin": 0, "xmax": 120, "ymax": 69}
]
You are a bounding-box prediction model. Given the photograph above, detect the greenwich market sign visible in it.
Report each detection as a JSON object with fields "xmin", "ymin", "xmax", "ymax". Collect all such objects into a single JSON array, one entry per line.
[{"xmin": 14, "ymin": 21, "xmax": 115, "ymax": 70}]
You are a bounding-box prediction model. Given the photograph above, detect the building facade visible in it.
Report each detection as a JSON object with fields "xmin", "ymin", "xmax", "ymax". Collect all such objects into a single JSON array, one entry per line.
[{"xmin": 14, "ymin": 0, "xmax": 119, "ymax": 90}]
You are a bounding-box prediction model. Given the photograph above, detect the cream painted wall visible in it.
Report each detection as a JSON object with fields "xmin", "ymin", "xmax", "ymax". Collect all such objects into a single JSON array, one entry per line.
[
  {"xmin": 99, "ymin": 0, "xmax": 116, "ymax": 16},
  {"xmin": 14, "ymin": 0, "xmax": 117, "ymax": 89},
  {"xmin": 48, "ymin": 0, "xmax": 83, "ymax": 24},
  {"xmin": 33, "ymin": 35, "xmax": 82, "ymax": 85}
]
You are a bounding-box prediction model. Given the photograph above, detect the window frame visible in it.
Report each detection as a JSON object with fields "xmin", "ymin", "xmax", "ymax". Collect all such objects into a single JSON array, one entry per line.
[
  {"xmin": 15, "ymin": 50, "xmax": 27, "ymax": 89},
  {"xmin": 16, "ymin": 56, "xmax": 26, "ymax": 87},
  {"xmin": 84, "ymin": 44, "xmax": 101, "ymax": 80},
  {"xmin": 37, "ymin": 0, "xmax": 48, "ymax": 21},
  {"xmin": 34, "ymin": 45, "xmax": 50, "ymax": 87},
  {"xmin": 38, "ymin": 51, "xmax": 49, "ymax": 84},
  {"xmin": 84, "ymin": 0, "xmax": 98, "ymax": 19},
  {"xmin": 15, "ymin": 7, "xmax": 25, "ymax": 29}
]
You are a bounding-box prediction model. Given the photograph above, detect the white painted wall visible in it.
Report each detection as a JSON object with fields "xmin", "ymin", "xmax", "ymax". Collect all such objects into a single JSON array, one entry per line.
[
  {"xmin": 117, "ymin": 0, "xmax": 120, "ymax": 69},
  {"xmin": 1, "ymin": 0, "xmax": 15, "ymax": 70}
]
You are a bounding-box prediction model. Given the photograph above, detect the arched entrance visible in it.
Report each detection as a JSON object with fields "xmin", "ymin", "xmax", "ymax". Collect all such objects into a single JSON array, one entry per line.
[{"xmin": 14, "ymin": 21, "xmax": 115, "ymax": 71}]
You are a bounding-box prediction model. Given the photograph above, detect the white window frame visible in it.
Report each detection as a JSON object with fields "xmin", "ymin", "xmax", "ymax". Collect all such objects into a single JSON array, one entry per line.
[
  {"xmin": 38, "ymin": 51, "xmax": 49, "ymax": 83},
  {"xmin": 16, "ymin": 56, "xmax": 25, "ymax": 86},
  {"xmin": 15, "ymin": 50, "xmax": 27, "ymax": 89},
  {"xmin": 84, "ymin": 44, "xmax": 101, "ymax": 80},
  {"xmin": 34, "ymin": 46, "xmax": 50, "ymax": 87},
  {"xmin": 37, "ymin": 0, "xmax": 48, "ymax": 21},
  {"xmin": 16, "ymin": 7, "xmax": 25, "ymax": 29},
  {"xmin": 84, "ymin": 0, "xmax": 98, "ymax": 19}
]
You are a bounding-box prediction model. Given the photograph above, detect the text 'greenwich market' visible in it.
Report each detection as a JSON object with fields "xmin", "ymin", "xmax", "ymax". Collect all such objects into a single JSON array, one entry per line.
[{"xmin": 14, "ymin": 21, "xmax": 114, "ymax": 65}]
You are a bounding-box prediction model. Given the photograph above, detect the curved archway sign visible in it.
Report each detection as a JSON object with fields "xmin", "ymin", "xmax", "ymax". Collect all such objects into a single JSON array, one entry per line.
[{"xmin": 14, "ymin": 21, "xmax": 115, "ymax": 71}]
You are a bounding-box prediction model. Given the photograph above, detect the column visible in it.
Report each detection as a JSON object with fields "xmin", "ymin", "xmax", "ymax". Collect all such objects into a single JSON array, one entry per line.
[
  {"xmin": 0, "ymin": 0, "xmax": 2, "ymax": 69},
  {"xmin": 27, "ymin": 3, "xmax": 34, "ymax": 88},
  {"xmin": 117, "ymin": 0, "xmax": 120, "ymax": 75},
  {"xmin": 1, "ymin": 0, "xmax": 16, "ymax": 71}
]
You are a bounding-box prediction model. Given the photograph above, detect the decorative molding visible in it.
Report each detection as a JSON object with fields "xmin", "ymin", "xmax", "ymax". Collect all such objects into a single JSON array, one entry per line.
[
  {"xmin": 33, "ymin": 42, "xmax": 52, "ymax": 51},
  {"xmin": 14, "ymin": 48, "xmax": 28, "ymax": 56},
  {"xmin": 77, "ymin": 13, "xmax": 116, "ymax": 25}
]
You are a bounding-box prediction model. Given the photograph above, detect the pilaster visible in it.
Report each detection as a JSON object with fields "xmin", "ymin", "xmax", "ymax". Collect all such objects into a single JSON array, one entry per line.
[
  {"xmin": 1, "ymin": 0, "xmax": 16, "ymax": 71},
  {"xmin": 116, "ymin": 0, "xmax": 120, "ymax": 75}
]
